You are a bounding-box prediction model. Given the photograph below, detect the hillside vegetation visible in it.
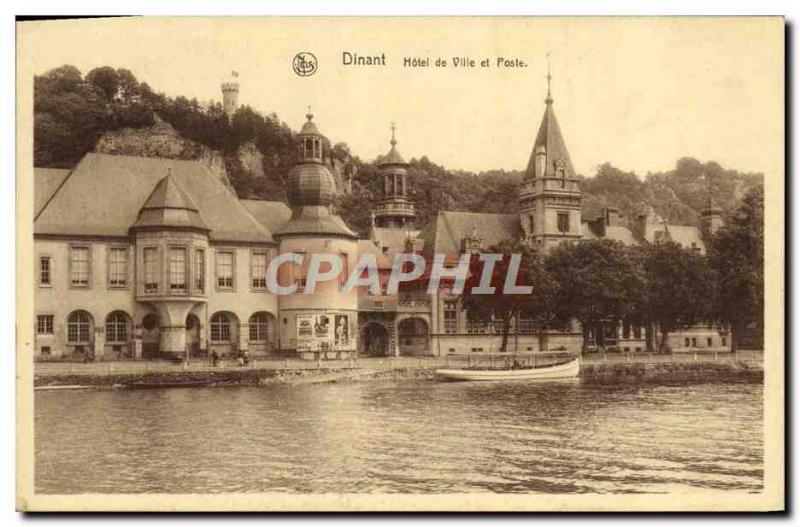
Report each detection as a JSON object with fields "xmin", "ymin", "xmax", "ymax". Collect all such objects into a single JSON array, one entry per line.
[{"xmin": 34, "ymin": 65, "xmax": 763, "ymax": 236}]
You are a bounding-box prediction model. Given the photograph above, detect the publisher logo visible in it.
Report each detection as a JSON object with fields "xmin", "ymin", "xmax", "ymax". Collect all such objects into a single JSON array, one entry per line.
[{"xmin": 293, "ymin": 52, "xmax": 318, "ymax": 77}]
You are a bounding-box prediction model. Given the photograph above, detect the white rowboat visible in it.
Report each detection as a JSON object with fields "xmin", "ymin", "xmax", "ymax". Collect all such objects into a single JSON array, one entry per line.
[{"xmin": 435, "ymin": 357, "xmax": 580, "ymax": 382}]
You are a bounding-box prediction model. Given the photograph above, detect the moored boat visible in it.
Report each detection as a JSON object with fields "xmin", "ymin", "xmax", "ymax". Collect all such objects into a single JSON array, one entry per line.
[{"xmin": 435, "ymin": 357, "xmax": 580, "ymax": 382}]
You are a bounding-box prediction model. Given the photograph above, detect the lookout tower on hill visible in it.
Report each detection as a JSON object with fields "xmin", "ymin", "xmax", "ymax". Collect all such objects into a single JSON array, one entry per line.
[{"xmin": 221, "ymin": 71, "xmax": 240, "ymax": 119}]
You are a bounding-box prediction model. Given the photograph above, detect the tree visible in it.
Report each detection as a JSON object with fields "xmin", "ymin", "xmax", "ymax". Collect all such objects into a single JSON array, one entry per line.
[
  {"xmin": 86, "ymin": 66, "xmax": 120, "ymax": 100},
  {"xmin": 546, "ymin": 239, "xmax": 644, "ymax": 353},
  {"xmin": 707, "ymin": 185, "xmax": 764, "ymax": 352},
  {"xmin": 460, "ymin": 240, "xmax": 552, "ymax": 354},
  {"xmin": 640, "ymin": 241, "xmax": 714, "ymax": 352}
]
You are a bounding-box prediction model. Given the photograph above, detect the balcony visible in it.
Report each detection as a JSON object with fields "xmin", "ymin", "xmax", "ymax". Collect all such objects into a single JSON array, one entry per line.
[{"xmin": 358, "ymin": 293, "xmax": 432, "ymax": 313}]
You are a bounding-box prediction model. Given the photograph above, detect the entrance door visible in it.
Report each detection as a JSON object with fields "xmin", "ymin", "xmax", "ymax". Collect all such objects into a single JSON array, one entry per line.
[
  {"xmin": 361, "ymin": 322, "xmax": 389, "ymax": 357},
  {"xmin": 141, "ymin": 313, "xmax": 160, "ymax": 358},
  {"xmin": 398, "ymin": 318, "xmax": 430, "ymax": 356},
  {"xmin": 186, "ymin": 314, "xmax": 201, "ymax": 357}
]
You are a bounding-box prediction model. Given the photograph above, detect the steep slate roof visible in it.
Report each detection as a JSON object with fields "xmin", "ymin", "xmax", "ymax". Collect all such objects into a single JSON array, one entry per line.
[
  {"xmin": 370, "ymin": 227, "xmax": 423, "ymax": 257},
  {"xmin": 376, "ymin": 144, "xmax": 407, "ymax": 166},
  {"xmin": 357, "ymin": 240, "xmax": 393, "ymax": 269},
  {"xmin": 272, "ymin": 205, "xmax": 358, "ymax": 239},
  {"xmin": 524, "ymin": 100, "xmax": 576, "ymax": 180},
  {"xmin": 34, "ymin": 167, "xmax": 71, "ymax": 216},
  {"xmin": 132, "ymin": 175, "xmax": 209, "ymax": 232},
  {"xmin": 35, "ymin": 153, "xmax": 272, "ymax": 243},
  {"xmin": 241, "ymin": 199, "xmax": 292, "ymax": 233},
  {"xmin": 662, "ymin": 224, "xmax": 706, "ymax": 252},
  {"xmin": 422, "ymin": 211, "xmax": 521, "ymax": 257}
]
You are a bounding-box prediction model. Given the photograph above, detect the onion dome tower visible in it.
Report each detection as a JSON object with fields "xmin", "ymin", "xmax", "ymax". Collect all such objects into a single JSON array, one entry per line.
[
  {"xmin": 373, "ymin": 123, "xmax": 415, "ymax": 229},
  {"xmin": 518, "ymin": 57, "xmax": 582, "ymax": 251},
  {"xmin": 273, "ymin": 110, "xmax": 357, "ymax": 240},
  {"xmin": 274, "ymin": 110, "xmax": 358, "ymax": 361}
]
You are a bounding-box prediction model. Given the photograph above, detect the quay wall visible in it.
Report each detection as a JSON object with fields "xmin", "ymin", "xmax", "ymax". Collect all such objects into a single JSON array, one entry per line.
[{"xmin": 34, "ymin": 355, "xmax": 762, "ymax": 388}]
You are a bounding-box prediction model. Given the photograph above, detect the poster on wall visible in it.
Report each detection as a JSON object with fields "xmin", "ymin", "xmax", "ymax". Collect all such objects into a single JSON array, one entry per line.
[
  {"xmin": 297, "ymin": 315, "xmax": 314, "ymax": 338},
  {"xmin": 334, "ymin": 314, "xmax": 350, "ymax": 349},
  {"xmin": 314, "ymin": 315, "xmax": 331, "ymax": 339}
]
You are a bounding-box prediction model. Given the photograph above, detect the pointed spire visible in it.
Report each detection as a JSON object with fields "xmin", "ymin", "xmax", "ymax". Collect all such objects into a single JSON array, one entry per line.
[
  {"xmin": 306, "ymin": 105, "xmax": 313, "ymax": 121},
  {"xmin": 545, "ymin": 52, "xmax": 553, "ymax": 105},
  {"xmin": 390, "ymin": 121, "xmax": 397, "ymax": 146}
]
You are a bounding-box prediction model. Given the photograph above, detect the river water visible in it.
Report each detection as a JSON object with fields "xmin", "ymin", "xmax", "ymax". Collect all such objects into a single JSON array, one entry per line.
[{"xmin": 35, "ymin": 380, "xmax": 763, "ymax": 494}]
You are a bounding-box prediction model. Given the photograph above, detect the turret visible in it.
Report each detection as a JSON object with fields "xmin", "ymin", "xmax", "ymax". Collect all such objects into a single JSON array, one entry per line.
[
  {"xmin": 701, "ymin": 197, "xmax": 724, "ymax": 237},
  {"xmin": 517, "ymin": 56, "xmax": 582, "ymax": 251},
  {"xmin": 221, "ymin": 71, "xmax": 239, "ymax": 119},
  {"xmin": 372, "ymin": 123, "xmax": 415, "ymax": 229}
]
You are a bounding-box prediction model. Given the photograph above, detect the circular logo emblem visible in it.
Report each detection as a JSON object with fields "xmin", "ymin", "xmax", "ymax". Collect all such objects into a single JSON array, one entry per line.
[{"xmin": 293, "ymin": 52, "xmax": 318, "ymax": 77}]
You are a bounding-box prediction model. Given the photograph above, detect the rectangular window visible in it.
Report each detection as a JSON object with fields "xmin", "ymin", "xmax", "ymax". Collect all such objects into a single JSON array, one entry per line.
[
  {"xmin": 691, "ymin": 337, "xmax": 697, "ymax": 347},
  {"xmin": 217, "ymin": 251, "xmax": 234, "ymax": 289},
  {"xmin": 195, "ymin": 249, "xmax": 205, "ymax": 293},
  {"xmin": 143, "ymin": 247, "xmax": 159, "ymax": 293},
  {"xmin": 634, "ymin": 326, "xmax": 643, "ymax": 339},
  {"xmin": 37, "ymin": 315, "xmax": 53, "ymax": 334},
  {"xmin": 557, "ymin": 212, "xmax": 570, "ymax": 233},
  {"xmin": 707, "ymin": 337, "xmax": 713, "ymax": 347},
  {"xmin": 39, "ymin": 256, "xmax": 51, "ymax": 286},
  {"xmin": 294, "ymin": 252, "xmax": 306, "ymax": 289},
  {"xmin": 518, "ymin": 313, "xmax": 536, "ymax": 335},
  {"xmin": 685, "ymin": 337, "xmax": 690, "ymax": 347},
  {"xmin": 251, "ymin": 251, "xmax": 268, "ymax": 289},
  {"xmin": 69, "ymin": 246, "xmax": 90, "ymax": 287},
  {"xmin": 339, "ymin": 252, "xmax": 348, "ymax": 288},
  {"xmin": 467, "ymin": 317, "xmax": 490, "ymax": 334},
  {"xmin": 622, "ymin": 322, "xmax": 631, "ymax": 339},
  {"xmin": 444, "ymin": 300, "xmax": 457, "ymax": 334},
  {"xmin": 41, "ymin": 346, "xmax": 51, "ymax": 356},
  {"xmin": 722, "ymin": 337, "xmax": 727, "ymax": 346},
  {"xmin": 169, "ymin": 247, "xmax": 187, "ymax": 292},
  {"xmin": 108, "ymin": 247, "xmax": 128, "ymax": 287}
]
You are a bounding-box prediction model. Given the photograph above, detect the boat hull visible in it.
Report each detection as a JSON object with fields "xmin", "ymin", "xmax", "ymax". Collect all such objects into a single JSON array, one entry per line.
[{"xmin": 435, "ymin": 358, "xmax": 580, "ymax": 382}]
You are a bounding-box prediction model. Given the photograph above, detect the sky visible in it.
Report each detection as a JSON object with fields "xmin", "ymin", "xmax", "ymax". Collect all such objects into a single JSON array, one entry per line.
[{"xmin": 18, "ymin": 17, "xmax": 783, "ymax": 178}]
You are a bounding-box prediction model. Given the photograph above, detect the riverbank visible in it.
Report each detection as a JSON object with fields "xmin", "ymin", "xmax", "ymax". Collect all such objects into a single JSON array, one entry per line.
[{"xmin": 33, "ymin": 354, "xmax": 762, "ymax": 389}]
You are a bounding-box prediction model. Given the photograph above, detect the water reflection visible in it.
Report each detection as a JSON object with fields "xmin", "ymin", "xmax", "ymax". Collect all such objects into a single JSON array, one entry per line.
[{"xmin": 35, "ymin": 381, "xmax": 763, "ymax": 494}]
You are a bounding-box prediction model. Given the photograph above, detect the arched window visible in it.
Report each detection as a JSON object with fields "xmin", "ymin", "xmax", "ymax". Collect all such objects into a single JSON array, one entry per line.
[
  {"xmin": 249, "ymin": 312, "xmax": 272, "ymax": 342},
  {"xmin": 67, "ymin": 311, "xmax": 92, "ymax": 343},
  {"xmin": 105, "ymin": 311, "xmax": 129, "ymax": 342},
  {"xmin": 210, "ymin": 312, "xmax": 232, "ymax": 342}
]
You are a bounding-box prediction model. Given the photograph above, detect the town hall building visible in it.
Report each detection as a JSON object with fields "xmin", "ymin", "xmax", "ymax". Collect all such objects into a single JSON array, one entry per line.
[{"xmin": 32, "ymin": 74, "xmax": 728, "ymax": 361}]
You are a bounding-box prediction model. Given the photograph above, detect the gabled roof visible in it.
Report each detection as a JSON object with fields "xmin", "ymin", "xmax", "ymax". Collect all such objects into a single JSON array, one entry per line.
[
  {"xmin": 34, "ymin": 167, "xmax": 71, "ymax": 216},
  {"xmin": 422, "ymin": 211, "xmax": 521, "ymax": 258},
  {"xmin": 524, "ymin": 101, "xmax": 576, "ymax": 180},
  {"xmin": 241, "ymin": 199, "xmax": 292, "ymax": 233},
  {"xmin": 35, "ymin": 153, "xmax": 272, "ymax": 243},
  {"xmin": 133, "ymin": 175, "xmax": 209, "ymax": 232}
]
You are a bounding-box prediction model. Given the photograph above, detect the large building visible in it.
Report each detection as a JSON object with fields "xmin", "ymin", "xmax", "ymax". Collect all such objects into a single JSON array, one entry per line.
[{"xmin": 32, "ymin": 75, "xmax": 728, "ymax": 361}]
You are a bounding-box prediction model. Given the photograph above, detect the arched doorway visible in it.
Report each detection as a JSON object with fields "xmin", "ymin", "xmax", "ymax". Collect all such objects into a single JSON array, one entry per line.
[
  {"xmin": 105, "ymin": 311, "xmax": 133, "ymax": 359},
  {"xmin": 361, "ymin": 322, "xmax": 389, "ymax": 357},
  {"xmin": 67, "ymin": 310, "xmax": 94, "ymax": 360},
  {"xmin": 186, "ymin": 314, "xmax": 202, "ymax": 357},
  {"xmin": 141, "ymin": 313, "xmax": 160, "ymax": 359},
  {"xmin": 398, "ymin": 317, "xmax": 430, "ymax": 356}
]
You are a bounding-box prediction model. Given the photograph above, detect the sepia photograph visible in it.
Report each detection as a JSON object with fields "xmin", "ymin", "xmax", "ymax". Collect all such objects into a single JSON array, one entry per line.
[{"xmin": 15, "ymin": 16, "xmax": 783, "ymax": 512}]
